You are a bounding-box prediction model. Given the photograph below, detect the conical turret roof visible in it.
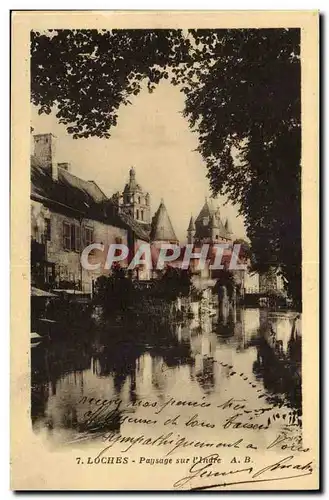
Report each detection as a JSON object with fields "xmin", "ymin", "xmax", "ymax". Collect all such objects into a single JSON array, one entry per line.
[
  {"xmin": 150, "ymin": 199, "xmax": 178, "ymax": 243},
  {"xmin": 194, "ymin": 198, "xmax": 232, "ymax": 240},
  {"xmin": 187, "ymin": 215, "xmax": 195, "ymax": 231},
  {"xmin": 195, "ymin": 198, "xmax": 213, "ymax": 223}
]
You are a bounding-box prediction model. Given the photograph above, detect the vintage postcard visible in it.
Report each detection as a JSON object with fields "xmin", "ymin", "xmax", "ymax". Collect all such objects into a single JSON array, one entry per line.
[{"xmin": 11, "ymin": 10, "xmax": 319, "ymax": 491}]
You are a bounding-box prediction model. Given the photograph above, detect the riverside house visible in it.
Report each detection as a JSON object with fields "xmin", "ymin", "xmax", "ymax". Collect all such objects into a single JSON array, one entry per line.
[{"xmin": 31, "ymin": 133, "xmax": 150, "ymax": 293}]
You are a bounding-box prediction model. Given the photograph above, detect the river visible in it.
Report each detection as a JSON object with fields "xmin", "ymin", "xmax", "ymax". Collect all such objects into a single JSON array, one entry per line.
[{"xmin": 31, "ymin": 306, "xmax": 302, "ymax": 446}]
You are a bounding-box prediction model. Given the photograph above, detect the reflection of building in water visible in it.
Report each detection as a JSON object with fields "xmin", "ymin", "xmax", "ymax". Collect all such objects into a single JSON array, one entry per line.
[
  {"xmin": 45, "ymin": 372, "xmax": 85, "ymax": 429},
  {"xmin": 31, "ymin": 305, "xmax": 303, "ymax": 442},
  {"xmin": 31, "ymin": 342, "xmax": 93, "ymax": 428},
  {"xmin": 93, "ymin": 341, "xmax": 140, "ymax": 396},
  {"xmin": 216, "ymin": 306, "xmax": 236, "ymax": 338},
  {"xmin": 242, "ymin": 308, "xmax": 260, "ymax": 342},
  {"xmin": 214, "ymin": 307, "xmax": 260, "ymax": 351},
  {"xmin": 151, "ymin": 356, "xmax": 167, "ymax": 394},
  {"xmin": 175, "ymin": 324, "xmax": 182, "ymax": 342},
  {"xmin": 189, "ymin": 327, "xmax": 217, "ymax": 394},
  {"xmin": 135, "ymin": 353, "xmax": 153, "ymax": 395},
  {"xmin": 190, "ymin": 331, "xmax": 216, "ymax": 359},
  {"xmin": 200, "ymin": 314, "xmax": 213, "ymax": 336}
]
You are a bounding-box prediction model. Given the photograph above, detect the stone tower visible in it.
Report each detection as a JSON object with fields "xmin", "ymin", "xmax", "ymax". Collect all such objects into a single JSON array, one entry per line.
[
  {"xmin": 188, "ymin": 198, "xmax": 233, "ymax": 244},
  {"xmin": 150, "ymin": 199, "xmax": 179, "ymax": 244},
  {"xmin": 120, "ymin": 167, "xmax": 151, "ymax": 225}
]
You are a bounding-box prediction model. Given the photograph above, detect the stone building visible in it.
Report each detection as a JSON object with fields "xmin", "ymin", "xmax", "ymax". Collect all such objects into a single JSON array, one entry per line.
[
  {"xmin": 111, "ymin": 168, "xmax": 179, "ymax": 251},
  {"xmin": 111, "ymin": 167, "xmax": 151, "ymax": 227},
  {"xmin": 31, "ymin": 133, "xmax": 149, "ymax": 292},
  {"xmin": 185, "ymin": 198, "xmax": 237, "ymax": 280}
]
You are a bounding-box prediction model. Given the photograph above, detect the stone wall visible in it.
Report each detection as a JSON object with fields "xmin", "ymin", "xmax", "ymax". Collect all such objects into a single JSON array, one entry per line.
[{"xmin": 31, "ymin": 201, "xmax": 129, "ymax": 292}]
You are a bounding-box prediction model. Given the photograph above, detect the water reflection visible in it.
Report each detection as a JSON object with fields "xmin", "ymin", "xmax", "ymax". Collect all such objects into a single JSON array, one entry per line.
[{"xmin": 31, "ymin": 307, "xmax": 301, "ymax": 440}]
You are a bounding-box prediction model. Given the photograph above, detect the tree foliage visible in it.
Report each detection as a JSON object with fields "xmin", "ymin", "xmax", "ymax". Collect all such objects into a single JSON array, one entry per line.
[
  {"xmin": 31, "ymin": 29, "xmax": 190, "ymax": 138},
  {"xmin": 181, "ymin": 29, "xmax": 301, "ymax": 307},
  {"xmin": 31, "ymin": 28, "xmax": 301, "ymax": 307}
]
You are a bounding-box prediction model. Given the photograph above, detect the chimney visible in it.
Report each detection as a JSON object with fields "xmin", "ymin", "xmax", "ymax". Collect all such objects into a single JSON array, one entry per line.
[
  {"xmin": 33, "ymin": 133, "xmax": 58, "ymax": 181},
  {"xmin": 58, "ymin": 162, "xmax": 70, "ymax": 172}
]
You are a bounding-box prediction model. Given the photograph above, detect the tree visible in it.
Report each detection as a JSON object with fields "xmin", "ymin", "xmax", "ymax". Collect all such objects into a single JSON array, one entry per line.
[
  {"xmin": 31, "ymin": 29, "xmax": 189, "ymax": 138},
  {"xmin": 94, "ymin": 266, "xmax": 134, "ymax": 314},
  {"xmin": 31, "ymin": 28, "xmax": 301, "ymax": 307},
  {"xmin": 233, "ymin": 238, "xmax": 252, "ymax": 262},
  {"xmin": 180, "ymin": 29, "xmax": 301, "ymax": 308},
  {"xmin": 156, "ymin": 267, "xmax": 192, "ymax": 300}
]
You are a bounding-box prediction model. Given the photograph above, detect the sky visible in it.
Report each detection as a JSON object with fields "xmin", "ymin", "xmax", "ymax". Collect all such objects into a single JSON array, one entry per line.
[{"xmin": 31, "ymin": 80, "xmax": 247, "ymax": 242}]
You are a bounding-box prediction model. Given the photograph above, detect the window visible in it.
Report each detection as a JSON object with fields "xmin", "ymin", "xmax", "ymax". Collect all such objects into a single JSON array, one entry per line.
[
  {"xmin": 71, "ymin": 224, "xmax": 77, "ymax": 251},
  {"xmin": 75, "ymin": 224, "xmax": 81, "ymax": 251},
  {"xmin": 63, "ymin": 222, "xmax": 71, "ymax": 250},
  {"xmin": 138, "ymin": 196, "xmax": 141, "ymax": 204},
  {"xmin": 141, "ymin": 210, "xmax": 144, "ymax": 221},
  {"xmin": 84, "ymin": 227, "xmax": 93, "ymax": 247},
  {"xmin": 44, "ymin": 218, "xmax": 51, "ymax": 241},
  {"xmin": 136, "ymin": 209, "xmax": 139, "ymax": 220},
  {"xmin": 63, "ymin": 221, "xmax": 81, "ymax": 252}
]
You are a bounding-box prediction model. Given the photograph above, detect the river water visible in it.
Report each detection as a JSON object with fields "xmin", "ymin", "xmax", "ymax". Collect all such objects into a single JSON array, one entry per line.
[{"xmin": 31, "ymin": 307, "xmax": 302, "ymax": 448}]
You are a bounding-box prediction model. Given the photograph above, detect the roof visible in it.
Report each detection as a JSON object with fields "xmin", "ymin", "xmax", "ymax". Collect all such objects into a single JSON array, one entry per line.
[
  {"xmin": 150, "ymin": 200, "xmax": 178, "ymax": 243},
  {"xmin": 31, "ymin": 156, "xmax": 108, "ymax": 213},
  {"xmin": 194, "ymin": 199, "xmax": 230, "ymax": 240},
  {"xmin": 123, "ymin": 167, "xmax": 143, "ymax": 193},
  {"xmin": 31, "ymin": 157, "xmax": 149, "ymax": 241},
  {"xmin": 86, "ymin": 180, "xmax": 108, "ymax": 202},
  {"xmin": 195, "ymin": 199, "xmax": 213, "ymax": 223},
  {"xmin": 118, "ymin": 211, "xmax": 150, "ymax": 241},
  {"xmin": 187, "ymin": 216, "xmax": 195, "ymax": 231}
]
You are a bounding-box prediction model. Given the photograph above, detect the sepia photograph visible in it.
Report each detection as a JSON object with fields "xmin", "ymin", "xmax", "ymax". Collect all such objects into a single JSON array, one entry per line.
[{"xmin": 11, "ymin": 11, "xmax": 319, "ymax": 491}]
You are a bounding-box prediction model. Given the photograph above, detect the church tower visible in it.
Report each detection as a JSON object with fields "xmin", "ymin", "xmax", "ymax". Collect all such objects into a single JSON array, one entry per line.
[{"xmin": 120, "ymin": 167, "xmax": 151, "ymax": 225}]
